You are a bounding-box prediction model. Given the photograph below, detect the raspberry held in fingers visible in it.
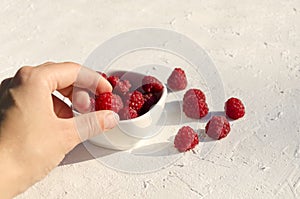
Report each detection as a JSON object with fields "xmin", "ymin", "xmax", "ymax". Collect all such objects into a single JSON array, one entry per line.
[{"xmin": 95, "ymin": 92, "xmax": 123, "ymax": 113}]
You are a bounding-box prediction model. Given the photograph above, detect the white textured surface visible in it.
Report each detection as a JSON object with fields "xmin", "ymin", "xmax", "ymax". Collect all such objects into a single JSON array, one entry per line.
[{"xmin": 0, "ymin": 0, "xmax": 299, "ymax": 198}]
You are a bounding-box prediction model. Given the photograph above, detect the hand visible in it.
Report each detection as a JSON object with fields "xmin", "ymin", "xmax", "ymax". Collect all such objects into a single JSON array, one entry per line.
[{"xmin": 0, "ymin": 62, "xmax": 119, "ymax": 198}]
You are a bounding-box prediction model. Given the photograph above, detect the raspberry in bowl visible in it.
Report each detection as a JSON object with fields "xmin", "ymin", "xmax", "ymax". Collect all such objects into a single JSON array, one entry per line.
[{"xmin": 86, "ymin": 71, "xmax": 167, "ymax": 150}]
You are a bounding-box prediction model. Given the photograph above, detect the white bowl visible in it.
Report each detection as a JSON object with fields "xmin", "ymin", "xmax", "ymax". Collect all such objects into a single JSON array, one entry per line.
[{"xmin": 80, "ymin": 71, "xmax": 167, "ymax": 150}]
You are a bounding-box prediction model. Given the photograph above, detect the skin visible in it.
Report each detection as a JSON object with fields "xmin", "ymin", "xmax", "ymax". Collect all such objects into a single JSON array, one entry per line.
[{"xmin": 0, "ymin": 62, "xmax": 119, "ymax": 199}]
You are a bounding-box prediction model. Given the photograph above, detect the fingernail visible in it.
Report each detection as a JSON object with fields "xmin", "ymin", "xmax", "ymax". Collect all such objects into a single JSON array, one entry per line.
[{"xmin": 104, "ymin": 112, "xmax": 119, "ymax": 130}]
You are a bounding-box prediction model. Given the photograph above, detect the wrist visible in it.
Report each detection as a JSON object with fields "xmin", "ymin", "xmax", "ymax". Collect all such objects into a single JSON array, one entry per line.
[{"xmin": 0, "ymin": 143, "xmax": 29, "ymax": 198}]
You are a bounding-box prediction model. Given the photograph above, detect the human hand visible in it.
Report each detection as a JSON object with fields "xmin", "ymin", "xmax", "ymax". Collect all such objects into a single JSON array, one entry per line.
[{"xmin": 0, "ymin": 62, "xmax": 119, "ymax": 198}]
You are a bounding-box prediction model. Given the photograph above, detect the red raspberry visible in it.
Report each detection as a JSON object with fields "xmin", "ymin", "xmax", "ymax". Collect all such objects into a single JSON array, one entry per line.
[
  {"xmin": 107, "ymin": 75, "xmax": 120, "ymax": 88},
  {"xmin": 142, "ymin": 76, "xmax": 164, "ymax": 93},
  {"xmin": 183, "ymin": 95, "xmax": 209, "ymax": 119},
  {"xmin": 95, "ymin": 92, "xmax": 123, "ymax": 113},
  {"xmin": 124, "ymin": 91, "xmax": 145, "ymax": 113},
  {"xmin": 225, "ymin": 97, "xmax": 245, "ymax": 120},
  {"xmin": 174, "ymin": 126, "xmax": 199, "ymax": 152},
  {"xmin": 113, "ymin": 80, "xmax": 132, "ymax": 95},
  {"xmin": 118, "ymin": 107, "xmax": 138, "ymax": 120},
  {"xmin": 97, "ymin": 71, "xmax": 108, "ymax": 79},
  {"xmin": 183, "ymin": 88, "xmax": 206, "ymax": 102},
  {"xmin": 205, "ymin": 116, "xmax": 231, "ymax": 140},
  {"xmin": 139, "ymin": 93, "xmax": 159, "ymax": 115},
  {"xmin": 167, "ymin": 68, "xmax": 187, "ymax": 91}
]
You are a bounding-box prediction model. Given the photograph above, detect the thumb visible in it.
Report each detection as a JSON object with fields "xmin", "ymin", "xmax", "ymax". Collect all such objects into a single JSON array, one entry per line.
[{"xmin": 73, "ymin": 110, "xmax": 119, "ymax": 142}]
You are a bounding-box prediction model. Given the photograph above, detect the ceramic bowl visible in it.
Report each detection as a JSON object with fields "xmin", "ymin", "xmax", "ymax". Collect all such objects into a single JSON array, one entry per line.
[{"xmin": 76, "ymin": 71, "xmax": 168, "ymax": 150}]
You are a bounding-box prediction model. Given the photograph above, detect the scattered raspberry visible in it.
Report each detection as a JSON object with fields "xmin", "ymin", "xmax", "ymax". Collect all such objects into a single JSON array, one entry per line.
[
  {"xmin": 174, "ymin": 126, "xmax": 199, "ymax": 152},
  {"xmin": 183, "ymin": 94, "xmax": 209, "ymax": 119},
  {"xmin": 124, "ymin": 91, "xmax": 145, "ymax": 112},
  {"xmin": 139, "ymin": 93, "xmax": 158, "ymax": 115},
  {"xmin": 95, "ymin": 92, "xmax": 123, "ymax": 113},
  {"xmin": 205, "ymin": 116, "xmax": 231, "ymax": 140},
  {"xmin": 114, "ymin": 80, "xmax": 132, "ymax": 95},
  {"xmin": 142, "ymin": 76, "xmax": 164, "ymax": 93},
  {"xmin": 183, "ymin": 88, "xmax": 206, "ymax": 102},
  {"xmin": 225, "ymin": 97, "xmax": 245, "ymax": 120},
  {"xmin": 107, "ymin": 76, "xmax": 120, "ymax": 88},
  {"xmin": 118, "ymin": 107, "xmax": 138, "ymax": 120},
  {"xmin": 167, "ymin": 68, "xmax": 187, "ymax": 91},
  {"xmin": 97, "ymin": 71, "xmax": 108, "ymax": 79}
]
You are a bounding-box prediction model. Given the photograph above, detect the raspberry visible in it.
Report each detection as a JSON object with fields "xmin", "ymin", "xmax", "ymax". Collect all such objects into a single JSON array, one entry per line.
[
  {"xmin": 225, "ymin": 97, "xmax": 245, "ymax": 120},
  {"xmin": 107, "ymin": 76, "xmax": 120, "ymax": 88},
  {"xmin": 97, "ymin": 71, "xmax": 108, "ymax": 79},
  {"xmin": 95, "ymin": 92, "xmax": 123, "ymax": 113},
  {"xmin": 118, "ymin": 107, "xmax": 138, "ymax": 120},
  {"xmin": 124, "ymin": 91, "xmax": 145, "ymax": 112},
  {"xmin": 183, "ymin": 95, "xmax": 209, "ymax": 119},
  {"xmin": 113, "ymin": 80, "xmax": 131, "ymax": 95},
  {"xmin": 174, "ymin": 126, "xmax": 199, "ymax": 152},
  {"xmin": 167, "ymin": 68, "xmax": 187, "ymax": 91},
  {"xmin": 139, "ymin": 93, "xmax": 158, "ymax": 115},
  {"xmin": 142, "ymin": 75, "xmax": 164, "ymax": 93},
  {"xmin": 205, "ymin": 116, "xmax": 231, "ymax": 140},
  {"xmin": 183, "ymin": 88, "xmax": 206, "ymax": 102}
]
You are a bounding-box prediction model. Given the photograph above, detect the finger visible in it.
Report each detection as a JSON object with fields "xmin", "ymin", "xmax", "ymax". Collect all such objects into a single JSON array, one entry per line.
[
  {"xmin": 0, "ymin": 78, "xmax": 13, "ymax": 94},
  {"xmin": 70, "ymin": 110, "xmax": 119, "ymax": 142},
  {"xmin": 72, "ymin": 87, "xmax": 92, "ymax": 113},
  {"xmin": 56, "ymin": 86, "xmax": 94, "ymax": 113},
  {"xmin": 40, "ymin": 61, "xmax": 56, "ymax": 66},
  {"xmin": 57, "ymin": 85, "xmax": 73, "ymax": 100},
  {"xmin": 56, "ymin": 86, "xmax": 93, "ymax": 113},
  {"xmin": 0, "ymin": 77, "xmax": 13, "ymax": 86},
  {"xmin": 52, "ymin": 95, "xmax": 73, "ymax": 118},
  {"xmin": 37, "ymin": 62, "xmax": 112, "ymax": 94}
]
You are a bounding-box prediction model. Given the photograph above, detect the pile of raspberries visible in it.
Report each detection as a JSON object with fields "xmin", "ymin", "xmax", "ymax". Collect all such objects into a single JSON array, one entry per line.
[
  {"xmin": 95, "ymin": 67, "xmax": 245, "ymax": 153},
  {"xmin": 167, "ymin": 68, "xmax": 245, "ymax": 152},
  {"xmin": 94, "ymin": 72, "xmax": 164, "ymax": 121}
]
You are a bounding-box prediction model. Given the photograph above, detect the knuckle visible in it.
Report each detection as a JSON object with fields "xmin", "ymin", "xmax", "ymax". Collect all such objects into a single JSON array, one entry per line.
[
  {"xmin": 42, "ymin": 61, "xmax": 55, "ymax": 65},
  {"xmin": 0, "ymin": 78, "xmax": 12, "ymax": 87},
  {"xmin": 15, "ymin": 66, "xmax": 33, "ymax": 83},
  {"xmin": 63, "ymin": 62, "xmax": 80, "ymax": 68}
]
